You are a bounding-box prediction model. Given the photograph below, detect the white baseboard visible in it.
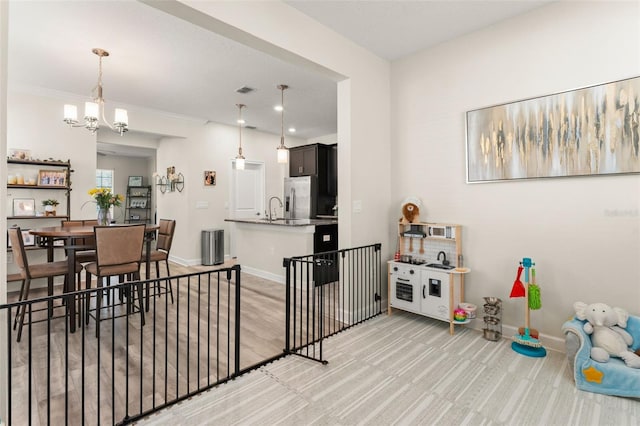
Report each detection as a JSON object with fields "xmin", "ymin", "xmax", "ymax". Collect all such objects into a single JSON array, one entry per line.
[
  {"xmin": 170, "ymin": 254, "xmax": 232, "ymax": 267},
  {"xmin": 239, "ymin": 265, "xmax": 285, "ymax": 284}
]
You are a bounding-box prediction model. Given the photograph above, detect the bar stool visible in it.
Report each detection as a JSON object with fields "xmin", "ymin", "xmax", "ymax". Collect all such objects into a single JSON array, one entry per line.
[
  {"xmin": 84, "ymin": 224, "xmax": 145, "ymax": 338},
  {"xmin": 141, "ymin": 219, "xmax": 176, "ymax": 303},
  {"xmin": 8, "ymin": 227, "xmax": 82, "ymax": 342}
]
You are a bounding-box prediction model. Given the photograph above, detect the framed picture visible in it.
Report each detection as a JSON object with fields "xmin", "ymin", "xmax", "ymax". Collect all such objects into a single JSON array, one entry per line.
[
  {"xmin": 128, "ymin": 176, "xmax": 143, "ymax": 187},
  {"xmin": 466, "ymin": 75, "xmax": 640, "ymax": 182},
  {"xmin": 12, "ymin": 198, "xmax": 35, "ymax": 216},
  {"xmin": 38, "ymin": 169, "xmax": 66, "ymax": 187},
  {"xmin": 9, "ymin": 148, "xmax": 32, "ymax": 160},
  {"xmin": 204, "ymin": 171, "xmax": 216, "ymax": 186},
  {"xmin": 21, "ymin": 230, "xmax": 35, "ymax": 247}
]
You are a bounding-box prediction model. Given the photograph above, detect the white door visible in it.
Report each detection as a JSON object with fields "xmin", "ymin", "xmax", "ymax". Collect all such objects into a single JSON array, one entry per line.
[{"xmin": 230, "ymin": 160, "xmax": 265, "ymax": 219}]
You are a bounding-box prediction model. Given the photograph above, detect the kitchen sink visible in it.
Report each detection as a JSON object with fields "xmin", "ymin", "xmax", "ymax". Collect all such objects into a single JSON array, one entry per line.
[{"xmin": 425, "ymin": 263, "xmax": 455, "ymax": 270}]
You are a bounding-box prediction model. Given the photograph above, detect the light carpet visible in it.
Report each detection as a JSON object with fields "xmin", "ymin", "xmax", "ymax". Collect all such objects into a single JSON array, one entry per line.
[{"xmin": 140, "ymin": 311, "xmax": 640, "ymax": 425}]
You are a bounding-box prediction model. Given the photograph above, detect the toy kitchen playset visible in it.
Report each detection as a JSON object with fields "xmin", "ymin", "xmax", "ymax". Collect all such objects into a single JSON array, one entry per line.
[{"xmin": 388, "ymin": 221, "xmax": 471, "ymax": 335}]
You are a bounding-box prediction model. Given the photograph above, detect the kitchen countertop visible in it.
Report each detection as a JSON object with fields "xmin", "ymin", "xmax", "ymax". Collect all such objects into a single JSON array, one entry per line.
[{"xmin": 225, "ymin": 217, "xmax": 338, "ymax": 227}]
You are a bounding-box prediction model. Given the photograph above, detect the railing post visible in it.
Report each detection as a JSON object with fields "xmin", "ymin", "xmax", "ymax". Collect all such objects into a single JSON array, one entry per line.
[
  {"xmin": 283, "ymin": 258, "xmax": 291, "ymax": 353},
  {"xmin": 232, "ymin": 264, "xmax": 241, "ymax": 376}
]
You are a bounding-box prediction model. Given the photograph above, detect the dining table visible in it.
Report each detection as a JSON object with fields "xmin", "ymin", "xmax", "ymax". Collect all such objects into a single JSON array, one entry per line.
[{"xmin": 30, "ymin": 223, "xmax": 160, "ymax": 333}]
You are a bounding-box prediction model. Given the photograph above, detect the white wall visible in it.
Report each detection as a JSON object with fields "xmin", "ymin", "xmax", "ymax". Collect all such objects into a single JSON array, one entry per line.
[
  {"xmin": 391, "ymin": 1, "xmax": 640, "ymax": 343},
  {"xmin": 0, "ymin": 0, "xmax": 8, "ymax": 420},
  {"xmin": 155, "ymin": 119, "xmax": 303, "ymax": 265},
  {"xmin": 8, "ymin": 92, "xmax": 97, "ymax": 214}
]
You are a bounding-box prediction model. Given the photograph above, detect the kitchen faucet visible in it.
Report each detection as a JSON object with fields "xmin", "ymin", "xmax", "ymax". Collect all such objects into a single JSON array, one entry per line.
[
  {"xmin": 268, "ymin": 196, "xmax": 283, "ymax": 222},
  {"xmin": 437, "ymin": 251, "xmax": 450, "ymax": 266}
]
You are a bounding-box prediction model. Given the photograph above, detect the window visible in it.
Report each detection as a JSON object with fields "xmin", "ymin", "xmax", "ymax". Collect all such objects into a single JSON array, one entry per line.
[
  {"xmin": 95, "ymin": 169, "xmax": 114, "ymax": 191},
  {"xmin": 95, "ymin": 169, "xmax": 116, "ymax": 217}
]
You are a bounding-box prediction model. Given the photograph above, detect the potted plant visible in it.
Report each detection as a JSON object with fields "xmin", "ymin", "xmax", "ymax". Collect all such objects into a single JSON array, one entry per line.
[{"xmin": 42, "ymin": 199, "xmax": 59, "ymax": 216}]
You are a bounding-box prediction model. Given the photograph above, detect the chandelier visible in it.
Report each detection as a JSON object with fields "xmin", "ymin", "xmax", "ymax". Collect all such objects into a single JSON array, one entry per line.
[
  {"xmin": 63, "ymin": 48, "xmax": 128, "ymax": 136},
  {"xmin": 276, "ymin": 84, "xmax": 289, "ymax": 164},
  {"xmin": 236, "ymin": 103, "xmax": 246, "ymax": 170}
]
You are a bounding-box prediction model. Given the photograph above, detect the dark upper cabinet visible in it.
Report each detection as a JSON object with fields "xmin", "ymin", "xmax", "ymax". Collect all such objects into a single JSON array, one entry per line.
[
  {"xmin": 327, "ymin": 144, "xmax": 337, "ymax": 197},
  {"xmin": 289, "ymin": 143, "xmax": 338, "ymax": 216},
  {"xmin": 290, "ymin": 145, "xmax": 318, "ymax": 177}
]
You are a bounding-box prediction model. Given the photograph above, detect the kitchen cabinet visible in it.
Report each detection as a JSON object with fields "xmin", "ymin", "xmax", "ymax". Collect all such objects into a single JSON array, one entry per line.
[
  {"xmin": 289, "ymin": 145, "xmax": 319, "ymax": 177},
  {"xmin": 125, "ymin": 185, "xmax": 152, "ymax": 224},
  {"xmin": 7, "ymin": 159, "xmax": 72, "ymax": 251},
  {"xmin": 289, "ymin": 143, "xmax": 337, "ymax": 216}
]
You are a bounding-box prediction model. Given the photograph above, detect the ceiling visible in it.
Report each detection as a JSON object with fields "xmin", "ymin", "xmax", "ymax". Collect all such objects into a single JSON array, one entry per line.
[
  {"xmin": 8, "ymin": 0, "xmax": 554, "ymax": 155},
  {"xmin": 286, "ymin": 1, "xmax": 555, "ymax": 61}
]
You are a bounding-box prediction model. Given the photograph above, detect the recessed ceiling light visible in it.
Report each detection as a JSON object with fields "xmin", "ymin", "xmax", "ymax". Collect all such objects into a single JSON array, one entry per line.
[
  {"xmin": 274, "ymin": 105, "xmax": 283, "ymax": 112},
  {"xmin": 288, "ymin": 127, "xmax": 296, "ymax": 133},
  {"xmin": 237, "ymin": 119, "xmax": 245, "ymax": 124}
]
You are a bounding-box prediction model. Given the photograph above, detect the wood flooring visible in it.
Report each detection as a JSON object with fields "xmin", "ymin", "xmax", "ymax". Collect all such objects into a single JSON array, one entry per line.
[{"xmin": 5, "ymin": 260, "xmax": 288, "ymax": 426}]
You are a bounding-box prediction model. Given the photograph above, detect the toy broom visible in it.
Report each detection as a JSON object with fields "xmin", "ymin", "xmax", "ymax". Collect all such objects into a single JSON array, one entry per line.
[{"xmin": 510, "ymin": 257, "xmax": 546, "ymax": 358}]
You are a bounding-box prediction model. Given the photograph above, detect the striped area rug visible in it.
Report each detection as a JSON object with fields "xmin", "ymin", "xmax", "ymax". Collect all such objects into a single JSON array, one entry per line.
[{"xmin": 141, "ymin": 311, "xmax": 640, "ymax": 425}]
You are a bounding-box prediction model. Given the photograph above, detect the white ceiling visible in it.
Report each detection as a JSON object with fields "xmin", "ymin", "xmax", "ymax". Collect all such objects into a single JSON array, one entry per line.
[
  {"xmin": 8, "ymin": 0, "xmax": 554, "ymax": 155},
  {"xmin": 286, "ymin": 1, "xmax": 555, "ymax": 61}
]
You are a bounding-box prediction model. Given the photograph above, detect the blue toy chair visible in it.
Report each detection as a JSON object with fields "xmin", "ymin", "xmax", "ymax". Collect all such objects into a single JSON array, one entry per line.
[{"xmin": 562, "ymin": 315, "xmax": 640, "ymax": 397}]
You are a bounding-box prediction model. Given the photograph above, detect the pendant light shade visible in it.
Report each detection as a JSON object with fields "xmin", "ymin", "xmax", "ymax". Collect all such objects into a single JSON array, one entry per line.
[
  {"xmin": 276, "ymin": 84, "xmax": 289, "ymax": 164},
  {"xmin": 236, "ymin": 103, "xmax": 246, "ymax": 170}
]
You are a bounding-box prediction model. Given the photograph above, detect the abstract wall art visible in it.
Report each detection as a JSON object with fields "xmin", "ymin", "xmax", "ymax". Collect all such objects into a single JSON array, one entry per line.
[{"xmin": 466, "ymin": 76, "xmax": 640, "ymax": 182}]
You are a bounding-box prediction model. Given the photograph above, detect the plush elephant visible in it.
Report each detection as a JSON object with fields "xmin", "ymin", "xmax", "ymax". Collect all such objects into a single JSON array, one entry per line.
[{"xmin": 574, "ymin": 301, "xmax": 640, "ymax": 368}]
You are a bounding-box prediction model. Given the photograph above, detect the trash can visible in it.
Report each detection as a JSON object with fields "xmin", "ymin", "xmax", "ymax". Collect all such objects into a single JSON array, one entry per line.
[{"xmin": 202, "ymin": 229, "xmax": 224, "ymax": 265}]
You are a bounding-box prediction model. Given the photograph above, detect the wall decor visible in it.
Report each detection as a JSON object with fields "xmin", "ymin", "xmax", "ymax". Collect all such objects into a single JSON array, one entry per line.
[
  {"xmin": 38, "ymin": 169, "xmax": 66, "ymax": 187},
  {"xmin": 8, "ymin": 148, "xmax": 31, "ymax": 160},
  {"xmin": 204, "ymin": 171, "xmax": 216, "ymax": 186},
  {"xmin": 466, "ymin": 76, "xmax": 640, "ymax": 182},
  {"xmin": 13, "ymin": 198, "xmax": 35, "ymax": 217},
  {"xmin": 155, "ymin": 168, "xmax": 184, "ymax": 193},
  {"xmin": 128, "ymin": 176, "xmax": 143, "ymax": 187}
]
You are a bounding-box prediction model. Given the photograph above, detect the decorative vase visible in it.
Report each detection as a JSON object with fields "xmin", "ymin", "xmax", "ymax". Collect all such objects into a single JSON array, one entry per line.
[{"xmin": 97, "ymin": 208, "xmax": 111, "ymax": 226}]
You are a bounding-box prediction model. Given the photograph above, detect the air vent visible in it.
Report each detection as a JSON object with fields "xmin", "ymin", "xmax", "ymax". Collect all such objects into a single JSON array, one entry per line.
[
  {"xmin": 245, "ymin": 125, "xmax": 256, "ymax": 130},
  {"xmin": 235, "ymin": 86, "xmax": 255, "ymax": 94}
]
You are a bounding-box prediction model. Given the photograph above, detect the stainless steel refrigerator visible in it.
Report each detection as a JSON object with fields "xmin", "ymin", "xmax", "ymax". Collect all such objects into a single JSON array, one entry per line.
[{"xmin": 284, "ymin": 176, "xmax": 317, "ymax": 219}]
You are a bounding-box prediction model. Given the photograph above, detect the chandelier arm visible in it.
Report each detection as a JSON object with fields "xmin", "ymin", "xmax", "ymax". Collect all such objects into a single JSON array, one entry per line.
[{"xmin": 99, "ymin": 100, "xmax": 117, "ymax": 132}]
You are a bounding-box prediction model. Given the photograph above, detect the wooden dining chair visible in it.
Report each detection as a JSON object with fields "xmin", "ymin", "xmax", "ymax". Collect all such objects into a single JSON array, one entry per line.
[
  {"xmin": 8, "ymin": 227, "xmax": 83, "ymax": 342},
  {"xmin": 141, "ymin": 219, "xmax": 176, "ymax": 303},
  {"xmin": 84, "ymin": 224, "xmax": 146, "ymax": 337},
  {"xmin": 61, "ymin": 219, "xmax": 97, "ymax": 263}
]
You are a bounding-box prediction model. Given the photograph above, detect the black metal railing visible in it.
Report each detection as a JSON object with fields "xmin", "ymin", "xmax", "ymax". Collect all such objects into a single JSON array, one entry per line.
[
  {"xmin": 283, "ymin": 243, "xmax": 382, "ymax": 364},
  {"xmin": 1, "ymin": 265, "xmax": 241, "ymax": 425}
]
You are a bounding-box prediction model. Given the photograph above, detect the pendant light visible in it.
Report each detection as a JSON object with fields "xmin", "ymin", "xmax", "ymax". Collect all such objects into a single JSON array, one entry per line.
[
  {"xmin": 235, "ymin": 103, "xmax": 246, "ymax": 170},
  {"xmin": 276, "ymin": 84, "xmax": 289, "ymax": 164}
]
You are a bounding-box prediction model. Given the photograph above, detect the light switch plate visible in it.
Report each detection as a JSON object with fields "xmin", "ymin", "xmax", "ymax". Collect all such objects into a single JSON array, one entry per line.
[
  {"xmin": 196, "ymin": 201, "xmax": 209, "ymax": 209},
  {"xmin": 353, "ymin": 200, "xmax": 362, "ymax": 213}
]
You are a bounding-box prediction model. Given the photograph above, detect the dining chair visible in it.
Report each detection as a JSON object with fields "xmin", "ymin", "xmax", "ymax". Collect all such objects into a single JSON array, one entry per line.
[
  {"xmin": 84, "ymin": 224, "xmax": 146, "ymax": 337},
  {"xmin": 8, "ymin": 227, "xmax": 83, "ymax": 342},
  {"xmin": 61, "ymin": 219, "xmax": 97, "ymax": 264},
  {"xmin": 141, "ymin": 219, "xmax": 176, "ymax": 303}
]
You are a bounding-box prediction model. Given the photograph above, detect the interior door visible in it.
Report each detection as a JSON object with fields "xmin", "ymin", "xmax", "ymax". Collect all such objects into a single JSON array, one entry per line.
[{"xmin": 231, "ymin": 160, "xmax": 265, "ymax": 219}]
